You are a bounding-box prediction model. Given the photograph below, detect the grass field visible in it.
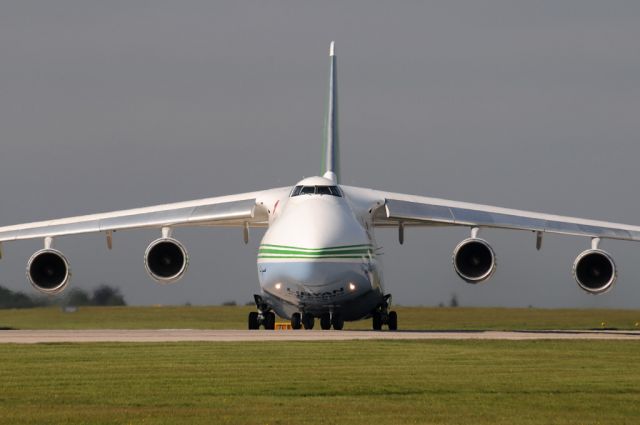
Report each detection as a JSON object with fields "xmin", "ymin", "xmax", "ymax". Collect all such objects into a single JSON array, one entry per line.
[
  {"xmin": 1, "ymin": 307, "xmax": 639, "ymax": 424},
  {"xmin": 0, "ymin": 305, "xmax": 639, "ymax": 330},
  {"xmin": 1, "ymin": 340, "xmax": 639, "ymax": 424}
]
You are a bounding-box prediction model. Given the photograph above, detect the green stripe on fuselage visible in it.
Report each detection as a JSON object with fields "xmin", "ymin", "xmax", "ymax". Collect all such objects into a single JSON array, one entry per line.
[
  {"xmin": 259, "ymin": 243, "xmax": 372, "ymax": 252},
  {"xmin": 258, "ymin": 248, "xmax": 372, "ymax": 256},
  {"xmin": 257, "ymin": 243, "xmax": 376, "ymax": 260},
  {"xmin": 257, "ymin": 255, "xmax": 369, "ymax": 259}
]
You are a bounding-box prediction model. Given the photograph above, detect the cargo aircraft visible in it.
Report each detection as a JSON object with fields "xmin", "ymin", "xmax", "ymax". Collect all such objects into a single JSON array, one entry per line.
[{"xmin": 1, "ymin": 42, "xmax": 638, "ymax": 331}]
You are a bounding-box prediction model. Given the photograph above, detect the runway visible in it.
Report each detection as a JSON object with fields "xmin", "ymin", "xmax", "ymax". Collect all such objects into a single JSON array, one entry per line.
[{"xmin": 2, "ymin": 329, "xmax": 640, "ymax": 343}]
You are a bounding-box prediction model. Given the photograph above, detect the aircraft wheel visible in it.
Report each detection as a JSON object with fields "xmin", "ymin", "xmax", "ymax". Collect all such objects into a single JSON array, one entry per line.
[
  {"xmin": 302, "ymin": 313, "xmax": 315, "ymax": 330},
  {"xmin": 291, "ymin": 312, "xmax": 302, "ymax": 330},
  {"xmin": 388, "ymin": 311, "xmax": 398, "ymax": 331},
  {"xmin": 372, "ymin": 312, "xmax": 382, "ymax": 331},
  {"xmin": 331, "ymin": 313, "xmax": 344, "ymax": 331},
  {"xmin": 248, "ymin": 312, "xmax": 259, "ymax": 330},
  {"xmin": 320, "ymin": 313, "xmax": 331, "ymax": 330},
  {"xmin": 264, "ymin": 312, "xmax": 276, "ymax": 330}
]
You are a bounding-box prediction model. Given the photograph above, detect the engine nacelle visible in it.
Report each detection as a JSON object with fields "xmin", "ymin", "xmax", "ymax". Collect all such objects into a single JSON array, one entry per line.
[
  {"xmin": 144, "ymin": 238, "xmax": 189, "ymax": 284},
  {"xmin": 452, "ymin": 238, "xmax": 496, "ymax": 283},
  {"xmin": 573, "ymin": 249, "xmax": 616, "ymax": 294},
  {"xmin": 26, "ymin": 249, "xmax": 71, "ymax": 295}
]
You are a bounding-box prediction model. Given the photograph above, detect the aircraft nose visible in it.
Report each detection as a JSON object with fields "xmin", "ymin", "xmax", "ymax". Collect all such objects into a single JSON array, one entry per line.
[
  {"xmin": 266, "ymin": 198, "xmax": 370, "ymax": 250},
  {"xmin": 259, "ymin": 197, "xmax": 374, "ymax": 288}
]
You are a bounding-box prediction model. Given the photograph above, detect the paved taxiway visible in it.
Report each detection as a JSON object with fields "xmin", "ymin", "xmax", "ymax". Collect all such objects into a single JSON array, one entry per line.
[{"xmin": 1, "ymin": 329, "xmax": 640, "ymax": 343}]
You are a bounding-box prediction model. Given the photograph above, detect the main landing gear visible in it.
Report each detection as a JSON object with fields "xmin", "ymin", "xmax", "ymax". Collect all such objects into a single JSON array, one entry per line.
[
  {"xmin": 372, "ymin": 295, "xmax": 398, "ymax": 331},
  {"xmin": 248, "ymin": 294, "xmax": 276, "ymax": 330},
  {"xmin": 248, "ymin": 311, "xmax": 275, "ymax": 330}
]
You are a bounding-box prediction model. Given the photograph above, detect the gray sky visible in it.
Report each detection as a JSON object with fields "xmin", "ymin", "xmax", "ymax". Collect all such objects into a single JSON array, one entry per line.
[{"xmin": 1, "ymin": 1, "xmax": 639, "ymax": 308}]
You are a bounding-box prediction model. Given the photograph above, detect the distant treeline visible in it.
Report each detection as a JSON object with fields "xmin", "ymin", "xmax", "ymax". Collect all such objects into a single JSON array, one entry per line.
[{"xmin": 0, "ymin": 284, "xmax": 126, "ymax": 309}]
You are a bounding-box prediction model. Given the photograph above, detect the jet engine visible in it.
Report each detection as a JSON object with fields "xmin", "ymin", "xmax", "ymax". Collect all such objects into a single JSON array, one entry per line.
[
  {"xmin": 144, "ymin": 238, "xmax": 189, "ymax": 284},
  {"xmin": 27, "ymin": 249, "xmax": 71, "ymax": 295},
  {"xmin": 452, "ymin": 238, "xmax": 496, "ymax": 283},
  {"xmin": 572, "ymin": 249, "xmax": 616, "ymax": 294}
]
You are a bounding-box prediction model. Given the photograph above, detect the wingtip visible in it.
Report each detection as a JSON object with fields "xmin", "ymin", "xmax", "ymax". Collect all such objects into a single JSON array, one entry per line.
[{"xmin": 329, "ymin": 41, "xmax": 335, "ymax": 56}]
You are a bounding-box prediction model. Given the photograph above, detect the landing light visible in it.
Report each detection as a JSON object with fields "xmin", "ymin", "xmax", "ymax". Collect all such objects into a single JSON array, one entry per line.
[
  {"xmin": 275, "ymin": 283, "xmax": 282, "ymax": 290},
  {"xmin": 349, "ymin": 283, "xmax": 356, "ymax": 291}
]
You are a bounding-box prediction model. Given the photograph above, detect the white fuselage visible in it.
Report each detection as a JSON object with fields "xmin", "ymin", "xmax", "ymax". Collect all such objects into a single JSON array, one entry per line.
[{"xmin": 256, "ymin": 181, "xmax": 385, "ymax": 321}]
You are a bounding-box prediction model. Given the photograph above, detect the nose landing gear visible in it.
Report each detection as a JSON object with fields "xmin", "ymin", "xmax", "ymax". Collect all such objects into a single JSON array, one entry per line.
[
  {"xmin": 301, "ymin": 312, "xmax": 315, "ymax": 330},
  {"xmin": 292, "ymin": 311, "xmax": 343, "ymax": 330},
  {"xmin": 320, "ymin": 313, "xmax": 331, "ymax": 330},
  {"xmin": 319, "ymin": 312, "xmax": 344, "ymax": 330},
  {"xmin": 331, "ymin": 312, "xmax": 344, "ymax": 330},
  {"xmin": 291, "ymin": 312, "xmax": 302, "ymax": 329}
]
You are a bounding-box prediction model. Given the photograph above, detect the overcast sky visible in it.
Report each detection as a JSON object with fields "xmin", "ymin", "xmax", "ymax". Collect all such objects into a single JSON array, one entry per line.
[{"xmin": 1, "ymin": 2, "xmax": 639, "ymax": 308}]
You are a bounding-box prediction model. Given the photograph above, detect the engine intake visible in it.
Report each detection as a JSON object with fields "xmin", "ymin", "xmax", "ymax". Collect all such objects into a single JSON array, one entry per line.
[
  {"xmin": 453, "ymin": 238, "xmax": 496, "ymax": 283},
  {"xmin": 573, "ymin": 249, "xmax": 616, "ymax": 294},
  {"xmin": 27, "ymin": 249, "xmax": 71, "ymax": 295},
  {"xmin": 144, "ymin": 238, "xmax": 189, "ymax": 284}
]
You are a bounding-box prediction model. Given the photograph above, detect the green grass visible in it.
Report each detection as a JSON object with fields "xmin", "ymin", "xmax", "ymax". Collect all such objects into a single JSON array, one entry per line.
[
  {"xmin": 0, "ymin": 306, "xmax": 639, "ymax": 330},
  {"xmin": 1, "ymin": 307, "xmax": 639, "ymax": 424},
  {"xmin": 0, "ymin": 340, "xmax": 639, "ymax": 424}
]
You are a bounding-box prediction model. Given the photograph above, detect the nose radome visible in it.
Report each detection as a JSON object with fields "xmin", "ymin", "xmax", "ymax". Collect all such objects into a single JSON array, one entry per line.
[{"xmin": 267, "ymin": 198, "xmax": 369, "ymax": 249}]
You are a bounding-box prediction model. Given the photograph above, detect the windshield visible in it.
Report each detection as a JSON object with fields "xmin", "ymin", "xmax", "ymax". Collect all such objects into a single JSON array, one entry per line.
[{"xmin": 291, "ymin": 185, "xmax": 342, "ymax": 197}]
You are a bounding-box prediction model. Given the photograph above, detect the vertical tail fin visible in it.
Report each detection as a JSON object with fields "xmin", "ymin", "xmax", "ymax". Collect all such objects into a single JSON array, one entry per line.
[{"xmin": 322, "ymin": 41, "xmax": 340, "ymax": 183}]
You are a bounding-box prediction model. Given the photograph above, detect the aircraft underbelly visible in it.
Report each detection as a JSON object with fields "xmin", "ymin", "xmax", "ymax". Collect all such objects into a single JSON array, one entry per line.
[{"xmin": 257, "ymin": 259, "xmax": 383, "ymax": 321}]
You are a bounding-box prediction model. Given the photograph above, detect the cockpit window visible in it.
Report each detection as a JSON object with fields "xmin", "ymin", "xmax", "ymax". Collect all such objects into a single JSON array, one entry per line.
[{"xmin": 290, "ymin": 185, "xmax": 342, "ymax": 197}]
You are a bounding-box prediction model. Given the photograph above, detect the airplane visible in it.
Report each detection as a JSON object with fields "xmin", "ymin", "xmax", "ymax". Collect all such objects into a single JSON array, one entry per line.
[{"xmin": 1, "ymin": 41, "xmax": 639, "ymax": 331}]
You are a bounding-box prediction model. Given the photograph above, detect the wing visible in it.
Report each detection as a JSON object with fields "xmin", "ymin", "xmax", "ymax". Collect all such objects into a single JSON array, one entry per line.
[
  {"xmin": 342, "ymin": 186, "xmax": 640, "ymax": 242},
  {"xmin": 0, "ymin": 187, "xmax": 290, "ymax": 243}
]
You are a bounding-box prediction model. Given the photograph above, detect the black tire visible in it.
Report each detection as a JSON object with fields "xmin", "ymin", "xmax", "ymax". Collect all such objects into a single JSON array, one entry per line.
[
  {"xmin": 302, "ymin": 313, "xmax": 315, "ymax": 330},
  {"xmin": 248, "ymin": 312, "xmax": 259, "ymax": 330},
  {"xmin": 320, "ymin": 313, "xmax": 331, "ymax": 330},
  {"xmin": 331, "ymin": 313, "xmax": 344, "ymax": 331},
  {"xmin": 388, "ymin": 311, "xmax": 398, "ymax": 331},
  {"xmin": 264, "ymin": 312, "xmax": 276, "ymax": 330},
  {"xmin": 372, "ymin": 312, "xmax": 382, "ymax": 331},
  {"xmin": 291, "ymin": 312, "xmax": 302, "ymax": 330}
]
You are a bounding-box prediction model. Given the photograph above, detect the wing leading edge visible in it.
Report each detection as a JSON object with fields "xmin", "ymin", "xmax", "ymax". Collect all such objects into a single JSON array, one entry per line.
[
  {"xmin": 343, "ymin": 186, "xmax": 640, "ymax": 242},
  {"xmin": 0, "ymin": 187, "xmax": 290, "ymax": 243}
]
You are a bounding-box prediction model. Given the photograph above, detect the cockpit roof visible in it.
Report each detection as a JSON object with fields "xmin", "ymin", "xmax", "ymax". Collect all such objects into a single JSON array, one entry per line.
[{"xmin": 294, "ymin": 176, "xmax": 335, "ymax": 186}]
